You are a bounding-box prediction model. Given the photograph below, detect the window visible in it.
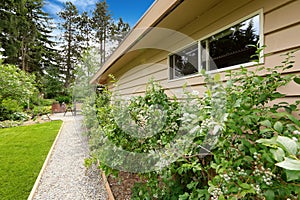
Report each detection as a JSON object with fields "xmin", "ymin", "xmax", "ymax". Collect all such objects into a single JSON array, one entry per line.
[
  {"xmin": 169, "ymin": 13, "xmax": 261, "ymax": 79},
  {"xmin": 169, "ymin": 43, "xmax": 198, "ymax": 79}
]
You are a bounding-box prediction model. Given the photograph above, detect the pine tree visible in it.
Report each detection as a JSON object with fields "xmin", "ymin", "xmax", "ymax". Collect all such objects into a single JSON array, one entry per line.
[
  {"xmin": 111, "ymin": 18, "xmax": 130, "ymax": 45},
  {"xmin": 77, "ymin": 11, "xmax": 93, "ymax": 51},
  {"xmin": 0, "ymin": 0, "xmax": 23, "ymax": 67},
  {"xmin": 0, "ymin": 0, "xmax": 58, "ymax": 76},
  {"xmin": 58, "ymin": 1, "xmax": 81, "ymax": 88},
  {"xmin": 92, "ymin": 0, "xmax": 111, "ymax": 64}
]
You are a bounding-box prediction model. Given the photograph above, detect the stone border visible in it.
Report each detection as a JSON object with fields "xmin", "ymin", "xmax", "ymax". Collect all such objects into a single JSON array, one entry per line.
[{"xmin": 27, "ymin": 120, "xmax": 65, "ymax": 200}]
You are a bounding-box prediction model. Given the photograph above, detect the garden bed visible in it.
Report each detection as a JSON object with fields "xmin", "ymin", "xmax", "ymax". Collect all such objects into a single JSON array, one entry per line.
[{"xmin": 106, "ymin": 172, "xmax": 143, "ymax": 200}]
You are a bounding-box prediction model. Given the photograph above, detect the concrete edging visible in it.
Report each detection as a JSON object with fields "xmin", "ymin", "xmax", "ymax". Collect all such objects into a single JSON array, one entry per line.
[{"xmin": 27, "ymin": 120, "xmax": 65, "ymax": 200}]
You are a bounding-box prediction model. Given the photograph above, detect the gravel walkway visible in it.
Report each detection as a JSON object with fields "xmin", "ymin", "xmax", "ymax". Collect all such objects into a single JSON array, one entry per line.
[{"xmin": 32, "ymin": 113, "xmax": 107, "ymax": 200}]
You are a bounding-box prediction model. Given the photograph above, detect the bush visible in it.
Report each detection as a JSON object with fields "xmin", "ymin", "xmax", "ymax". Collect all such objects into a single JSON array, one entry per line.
[
  {"xmin": 0, "ymin": 120, "xmax": 22, "ymax": 128},
  {"xmin": 10, "ymin": 112, "xmax": 30, "ymax": 121},
  {"xmin": 84, "ymin": 49, "xmax": 300, "ymax": 199},
  {"xmin": 41, "ymin": 99, "xmax": 56, "ymax": 106},
  {"xmin": 0, "ymin": 63, "xmax": 37, "ymax": 121},
  {"xmin": 32, "ymin": 106, "xmax": 51, "ymax": 117},
  {"xmin": 0, "ymin": 99, "xmax": 24, "ymax": 121},
  {"xmin": 56, "ymin": 95, "xmax": 71, "ymax": 104}
]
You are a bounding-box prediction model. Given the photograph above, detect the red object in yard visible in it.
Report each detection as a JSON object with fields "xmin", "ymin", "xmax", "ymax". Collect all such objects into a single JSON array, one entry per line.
[{"xmin": 51, "ymin": 103, "xmax": 61, "ymax": 113}]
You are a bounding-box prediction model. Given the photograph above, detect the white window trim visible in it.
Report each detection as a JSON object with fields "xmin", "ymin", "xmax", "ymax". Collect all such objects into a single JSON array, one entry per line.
[{"xmin": 168, "ymin": 9, "xmax": 264, "ymax": 81}]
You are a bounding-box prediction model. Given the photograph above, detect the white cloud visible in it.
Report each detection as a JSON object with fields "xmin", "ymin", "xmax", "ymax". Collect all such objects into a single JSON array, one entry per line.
[
  {"xmin": 55, "ymin": 0, "xmax": 98, "ymax": 12},
  {"xmin": 44, "ymin": 0, "xmax": 63, "ymax": 17}
]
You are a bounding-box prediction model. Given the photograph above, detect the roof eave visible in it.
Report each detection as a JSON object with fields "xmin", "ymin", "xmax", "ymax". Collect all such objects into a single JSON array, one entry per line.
[{"xmin": 90, "ymin": 0, "xmax": 183, "ymax": 84}]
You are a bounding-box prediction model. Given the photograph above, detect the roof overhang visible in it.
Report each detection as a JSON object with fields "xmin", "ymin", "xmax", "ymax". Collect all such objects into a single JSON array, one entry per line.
[
  {"xmin": 90, "ymin": 0, "xmax": 225, "ymax": 84},
  {"xmin": 90, "ymin": 0, "xmax": 183, "ymax": 84}
]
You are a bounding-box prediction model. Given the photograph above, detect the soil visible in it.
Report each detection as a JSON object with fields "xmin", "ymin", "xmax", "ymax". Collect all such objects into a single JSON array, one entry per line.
[{"xmin": 107, "ymin": 171, "xmax": 144, "ymax": 200}]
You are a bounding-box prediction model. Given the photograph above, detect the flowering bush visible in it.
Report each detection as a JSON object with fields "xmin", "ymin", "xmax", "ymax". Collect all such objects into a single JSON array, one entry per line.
[{"xmin": 84, "ymin": 49, "xmax": 300, "ymax": 199}]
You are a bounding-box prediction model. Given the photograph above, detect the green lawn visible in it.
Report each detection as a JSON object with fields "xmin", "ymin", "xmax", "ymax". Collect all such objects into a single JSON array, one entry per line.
[{"xmin": 0, "ymin": 120, "xmax": 63, "ymax": 200}]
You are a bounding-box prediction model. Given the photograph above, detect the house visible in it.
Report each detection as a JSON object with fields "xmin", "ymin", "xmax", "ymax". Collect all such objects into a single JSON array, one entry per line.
[{"xmin": 91, "ymin": 0, "xmax": 300, "ymax": 103}]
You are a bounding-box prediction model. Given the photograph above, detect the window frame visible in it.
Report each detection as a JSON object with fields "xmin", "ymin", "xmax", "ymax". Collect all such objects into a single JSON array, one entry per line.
[
  {"xmin": 168, "ymin": 9, "xmax": 264, "ymax": 80},
  {"xmin": 169, "ymin": 41, "xmax": 199, "ymax": 80}
]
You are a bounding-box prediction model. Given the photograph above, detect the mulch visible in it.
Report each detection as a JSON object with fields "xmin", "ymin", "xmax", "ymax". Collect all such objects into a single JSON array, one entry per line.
[{"xmin": 107, "ymin": 171, "xmax": 144, "ymax": 200}]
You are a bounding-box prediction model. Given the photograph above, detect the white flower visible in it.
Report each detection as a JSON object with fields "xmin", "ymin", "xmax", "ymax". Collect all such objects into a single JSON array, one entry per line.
[
  {"xmin": 191, "ymin": 90, "xmax": 199, "ymax": 96},
  {"xmin": 293, "ymin": 130, "xmax": 300, "ymax": 135}
]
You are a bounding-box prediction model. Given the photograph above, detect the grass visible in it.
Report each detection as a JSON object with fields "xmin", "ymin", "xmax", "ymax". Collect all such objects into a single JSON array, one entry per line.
[{"xmin": 0, "ymin": 120, "xmax": 63, "ymax": 200}]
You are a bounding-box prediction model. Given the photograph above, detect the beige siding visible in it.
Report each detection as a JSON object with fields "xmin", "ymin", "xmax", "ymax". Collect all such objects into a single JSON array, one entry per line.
[
  {"xmin": 109, "ymin": 0, "xmax": 300, "ymax": 102},
  {"xmin": 264, "ymin": 0, "xmax": 300, "ymax": 34}
]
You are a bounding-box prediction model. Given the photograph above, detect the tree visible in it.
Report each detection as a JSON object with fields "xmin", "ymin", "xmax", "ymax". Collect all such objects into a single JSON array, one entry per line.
[
  {"xmin": 72, "ymin": 48, "xmax": 100, "ymax": 102},
  {"xmin": 0, "ymin": 62, "xmax": 37, "ymax": 120},
  {"xmin": 111, "ymin": 18, "xmax": 130, "ymax": 45},
  {"xmin": 0, "ymin": 0, "xmax": 58, "ymax": 75},
  {"xmin": 92, "ymin": 0, "xmax": 111, "ymax": 64},
  {"xmin": 0, "ymin": 0, "xmax": 61, "ymax": 102},
  {"xmin": 77, "ymin": 11, "xmax": 93, "ymax": 50},
  {"xmin": 58, "ymin": 1, "xmax": 81, "ymax": 88}
]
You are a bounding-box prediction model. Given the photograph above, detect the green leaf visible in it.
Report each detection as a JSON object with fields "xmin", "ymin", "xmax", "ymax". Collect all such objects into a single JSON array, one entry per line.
[
  {"xmin": 187, "ymin": 181, "xmax": 198, "ymax": 189},
  {"xmin": 277, "ymin": 136, "xmax": 298, "ymax": 155},
  {"xmin": 274, "ymin": 121, "xmax": 283, "ymax": 133},
  {"xmin": 179, "ymin": 193, "xmax": 189, "ymax": 200},
  {"xmin": 293, "ymin": 77, "xmax": 300, "ymax": 84},
  {"xmin": 260, "ymin": 120, "xmax": 272, "ymax": 128},
  {"xmin": 218, "ymin": 195, "xmax": 225, "ymax": 200},
  {"xmin": 260, "ymin": 128, "xmax": 273, "ymax": 134},
  {"xmin": 214, "ymin": 73, "xmax": 221, "ymax": 82},
  {"xmin": 276, "ymin": 157, "xmax": 300, "ymax": 170},
  {"xmin": 270, "ymin": 147, "xmax": 285, "ymax": 162},
  {"xmin": 256, "ymin": 137, "xmax": 278, "ymax": 148},
  {"xmin": 240, "ymin": 188, "xmax": 255, "ymax": 197},
  {"xmin": 264, "ymin": 190, "xmax": 275, "ymax": 200},
  {"xmin": 207, "ymin": 89, "xmax": 211, "ymax": 98},
  {"xmin": 286, "ymin": 114, "xmax": 300, "ymax": 128},
  {"xmin": 240, "ymin": 183, "xmax": 251, "ymax": 189},
  {"xmin": 285, "ymin": 169, "xmax": 300, "ymax": 181}
]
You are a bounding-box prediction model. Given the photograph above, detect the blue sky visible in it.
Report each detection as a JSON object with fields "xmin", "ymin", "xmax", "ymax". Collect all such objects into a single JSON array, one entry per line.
[{"xmin": 43, "ymin": 0, "xmax": 155, "ymax": 27}]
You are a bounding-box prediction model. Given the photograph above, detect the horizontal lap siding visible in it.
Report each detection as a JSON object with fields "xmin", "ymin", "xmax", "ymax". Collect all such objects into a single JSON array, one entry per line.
[
  {"xmin": 263, "ymin": 0, "xmax": 300, "ymax": 99},
  {"xmin": 111, "ymin": 0, "xmax": 300, "ymax": 101}
]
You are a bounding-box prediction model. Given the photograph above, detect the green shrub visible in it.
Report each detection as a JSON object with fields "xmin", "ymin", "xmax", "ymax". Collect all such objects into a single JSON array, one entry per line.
[
  {"xmin": 0, "ymin": 63, "xmax": 37, "ymax": 121},
  {"xmin": 10, "ymin": 112, "xmax": 30, "ymax": 121},
  {"xmin": 32, "ymin": 106, "xmax": 51, "ymax": 116},
  {"xmin": 84, "ymin": 48, "xmax": 300, "ymax": 200},
  {"xmin": 0, "ymin": 120, "xmax": 22, "ymax": 128},
  {"xmin": 56, "ymin": 95, "xmax": 71, "ymax": 104},
  {"xmin": 41, "ymin": 99, "xmax": 56, "ymax": 106}
]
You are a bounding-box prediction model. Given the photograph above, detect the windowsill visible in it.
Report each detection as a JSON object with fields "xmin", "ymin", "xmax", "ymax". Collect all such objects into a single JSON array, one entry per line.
[
  {"xmin": 205, "ymin": 61, "xmax": 260, "ymax": 74},
  {"xmin": 168, "ymin": 72, "xmax": 202, "ymax": 82},
  {"xmin": 167, "ymin": 60, "xmax": 264, "ymax": 83}
]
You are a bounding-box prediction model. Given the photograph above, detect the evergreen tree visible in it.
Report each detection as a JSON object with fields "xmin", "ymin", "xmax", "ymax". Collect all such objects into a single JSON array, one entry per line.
[
  {"xmin": 110, "ymin": 17, "xmax": 130, "ymax": 45},
  {"xmin": 92, "ymin": 0, "xmax": 111, "ymax": 64},
  {"xmin": 0, "ymin": 0, "xmax": 21, "ymax": 66},
  {"xmin": 0, "ymin": 0, "xmax": 58, "ymax": 75},
  {"xmin": 77, "ymin": 11, "xmax": 93, "ymax": 50},
  {"xmin": 58, "ymin": 1, "xmax": 81, "ymax": 88}
]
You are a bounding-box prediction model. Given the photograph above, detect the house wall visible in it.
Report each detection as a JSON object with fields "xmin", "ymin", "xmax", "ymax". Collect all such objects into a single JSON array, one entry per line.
[{"xmin": 109, "ymin": 0, "xmax": 300, "ymax": 104}]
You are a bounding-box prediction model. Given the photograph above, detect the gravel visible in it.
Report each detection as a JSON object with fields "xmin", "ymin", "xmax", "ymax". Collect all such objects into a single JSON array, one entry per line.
[{"xmin": 32, "ymin": 113, "xmax": 107, "ymax": 200}]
